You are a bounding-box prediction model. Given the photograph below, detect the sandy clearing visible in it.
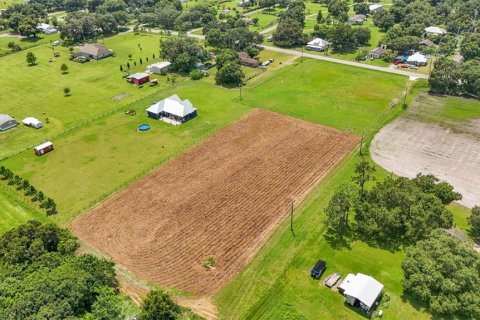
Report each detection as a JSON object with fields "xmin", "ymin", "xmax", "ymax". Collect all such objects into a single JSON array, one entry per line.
[{"xmin": 371, "ymin": 117, "xmax": 480, "ymax": 208}]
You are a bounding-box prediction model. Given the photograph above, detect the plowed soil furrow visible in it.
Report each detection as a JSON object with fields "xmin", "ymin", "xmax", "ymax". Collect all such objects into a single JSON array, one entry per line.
[{"xmin": 69, "ymin": 109, "xmax": 359, "ymax": 294}]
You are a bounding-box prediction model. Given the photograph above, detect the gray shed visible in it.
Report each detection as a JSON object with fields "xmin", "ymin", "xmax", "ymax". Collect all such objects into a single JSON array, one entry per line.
[{"xmin": 0, "ymin": 114, "xmax": 18, "ymax": 131}]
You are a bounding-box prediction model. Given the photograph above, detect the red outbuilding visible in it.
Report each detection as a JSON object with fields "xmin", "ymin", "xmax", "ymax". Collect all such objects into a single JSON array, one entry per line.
[
  {"xmin": 34, "ymin": 141, "xmax": 54, "ymax": 156},
  {"xmin": 129, "ymin": 72, "xmax": 150, "ymax": 85}
]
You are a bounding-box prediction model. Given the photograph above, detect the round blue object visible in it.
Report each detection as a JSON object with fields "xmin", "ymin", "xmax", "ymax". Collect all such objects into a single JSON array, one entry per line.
[{"xmin": 138, "ymin": 124, "xmax": 150, "ymax": 131}]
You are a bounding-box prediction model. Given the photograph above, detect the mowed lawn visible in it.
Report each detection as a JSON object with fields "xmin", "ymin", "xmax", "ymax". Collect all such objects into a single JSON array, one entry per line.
[
  {"xmin": 0, "ymin": 32, "xmax": 176, "ymax": 158},
  {"xmin": 1, "ymin": 82, "xmax": 251, "ymax": 223},
  {"xmin": 243, "ymin": 58, "xmax": 407, "ymax": 134}
]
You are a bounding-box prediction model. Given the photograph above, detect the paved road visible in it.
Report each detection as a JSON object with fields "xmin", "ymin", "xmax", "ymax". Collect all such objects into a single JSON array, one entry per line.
[{"xmin": 259, "ymin": 45, "xmax": 429, "ymax": 79}]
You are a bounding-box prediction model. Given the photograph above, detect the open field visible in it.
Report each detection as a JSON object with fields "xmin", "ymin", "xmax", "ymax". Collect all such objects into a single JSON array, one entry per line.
[
  {"xmin": 371, "ymin": 93, "xmax": 480, "ymax": 208},
  {"xmin": 0, "ymin": 32, "xmax": 176, "ymax": 158},
  {"xmin": 243, "ymin": 58, "xmax": 408, "ymax": 133},
  {"xmin": 69, "ymin": 109, "xmax": 359, "ymax": 294}
]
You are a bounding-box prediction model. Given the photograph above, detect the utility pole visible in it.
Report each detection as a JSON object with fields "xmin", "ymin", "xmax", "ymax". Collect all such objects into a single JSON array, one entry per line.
[
  {"xmin": 301, "ymin": 46, "xmax": 304, "ymax": 63},
  {"xmin": 239, "ymin": 82, "xmax": 242, "ymax": 101},
  {"xmin": 359, "ymin": 131, "xmax": 365, "ymax": 156},
  {"xmin": 290, "ymin": 200, "xmax": 294, "ymax": 234}
]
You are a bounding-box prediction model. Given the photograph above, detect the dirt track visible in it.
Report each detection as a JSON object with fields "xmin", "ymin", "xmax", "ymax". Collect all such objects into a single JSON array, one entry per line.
[
  {"xmin": 371, "ymin": 117, "xmax": 480, "ymax": 208},
  {"xmin": 69, "ymin": 109, "xmax": 359, "ymax": 294}
]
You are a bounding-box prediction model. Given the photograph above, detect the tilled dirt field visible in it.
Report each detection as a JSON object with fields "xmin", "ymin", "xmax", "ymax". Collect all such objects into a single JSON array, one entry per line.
[
  {"xmin": 371, "ymin": 117, "xmax": 480, "ymax": 208},
  {"xmin": 69, "ymin": 109, "xmax": 359, "ymax": 294}
]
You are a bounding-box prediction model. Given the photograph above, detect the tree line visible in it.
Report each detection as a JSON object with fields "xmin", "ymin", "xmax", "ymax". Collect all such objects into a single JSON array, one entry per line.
[
  {"xmin": 0, "ymin": 166, "xmax": 57, "ymax": 215},
  {"xmin": 0, "ymin": 221, "xmax": 195, "ymax": 319}
]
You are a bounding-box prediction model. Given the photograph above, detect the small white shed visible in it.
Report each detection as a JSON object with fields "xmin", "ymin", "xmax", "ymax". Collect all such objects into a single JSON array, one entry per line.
[{"xmin": 22, "ymin": 117, "xmax": 43, "ymax": 129}]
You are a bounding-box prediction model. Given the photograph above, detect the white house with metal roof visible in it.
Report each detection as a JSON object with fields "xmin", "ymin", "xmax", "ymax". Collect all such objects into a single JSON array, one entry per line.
[
  {"xmin": 146, "ymin": 94, "xmax": 197, "ymax": 125},
  {"xmin": 338, "ymin": 273, "xmax": 384, "ymax": 313},
  {"xmin": 425, "ymin": 26, "xmax": 447, "ymax": 35},
  {"xmin": 306, "ymin": 38, "xmax": 329, "ymax": 52}
]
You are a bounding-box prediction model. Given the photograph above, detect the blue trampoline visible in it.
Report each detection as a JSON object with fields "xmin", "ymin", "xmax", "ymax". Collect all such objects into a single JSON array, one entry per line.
[{"xmin": 138, "ymin": 124, "xmax": 150, "ymax": 131}]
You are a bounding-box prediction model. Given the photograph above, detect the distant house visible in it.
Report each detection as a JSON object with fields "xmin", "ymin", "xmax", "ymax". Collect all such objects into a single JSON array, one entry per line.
[
  {"xmin": 22, "ymin": 117, "xmax": 42, "ymax": 129},
  {"xmin": 236, "ymin": 0, "xmax": 251, "ymax": 7},
  {"xmin": 238, "ymin": 51, "xmax": 259, "ymax": 68},
  {"xmin": 306, "ymin": 38, "xmax": 329, "ymax": 52},
  {"xmin": 452, "ymin": 54, "xmax": 464, "ymax": 63},
  {"xmin": 195, "ymin": 62, "xmax": 206, "ymax": 70},
  {"xmin": 407, "ymin": 52, "xmax": 427, "ymax": 66},
  {"xmin": 34, "ymin": 141, "xmax": 54, "ymax": 156},
  {"xmin": 129, "ymin": 72, "xmax": 150, "ymax": 85},
  {"xmin": 425, "ymin": 26, "xmax": 447, "ymax": 35},
  {"xmin": 369, "ymin": 45, "xmax": 387, "ymax": 59},
  {"xmin": 348, "ymin": 14, "xmax": 366, "ymax": 24},
  {"xmin": 147, "ymin": 61, "xmax": 171, "ymax": 74},
  {"xmin": 37, "ymin": 23, "xmax": 58, "ymax": 35},
  {"xmin": 338, "ymin": 273, "xmax": 384, "ymax": 313},
  {"xmin": 75, "ymin": 44, "xmax": 112, "ymax": 60},
  {"xmin": 0, "ymin": 114, "xmax": 17, "ymax": 131},
  {"xmin": 369, "ymin": 4, "xmax": 383, "ymax": 12},
  {"xmin": 419, "ymin": 39, "xmax": 434, "ymax": 47},
  {"xmin": 146, "ymin": 94, "xmax": 197, "ymax": 125}
]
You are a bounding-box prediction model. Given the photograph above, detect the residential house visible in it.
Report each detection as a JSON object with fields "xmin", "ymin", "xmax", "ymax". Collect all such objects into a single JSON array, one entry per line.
[
  {"xmin": 419, "ymin": 39, "xmax": 434, "ymax": 47},
  {"xmin": 75, "ymin": 44, "xmax": 112, "ymax": 60},
  {"xmin": 425, "ymin": 26, "xmax": 447, "ymax": 36},
  {"xmin": 306, "ymin": 38, "xmax": 329, "ymax": 52},
  {"xmin": 146, "ymin": 94, "xmax": 197, "ymax": 125},
  {"xmin": 369, "ymin": 4, "xmax": 383, "ymax": 12},
  {"xmin": 369, "ymin": 45, "xmax": 387, "ymax": 59},
  {"xmin": 348, "ymin": 14, "xmax": 366, "ymax": 24},
  {"xmin": 239, "ymin": 51, "xmax": 259, "ymax": 67},
  {"xmin": 236, "ymin": 0, "xmax": 251, "ymax": 7},
  {"xmin": 37, "ymin": 23, "xmax": 58, "ymax": 35},
  {"xmin": 406, "ymin": 52, "xmax": 427, "ymax": 66}
]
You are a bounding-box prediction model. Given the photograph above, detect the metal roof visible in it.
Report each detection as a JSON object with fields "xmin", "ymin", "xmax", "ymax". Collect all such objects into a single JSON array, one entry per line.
[
  {"xmin": 340, "ymin": 273, "xmax": 384, "ymax": 309},
  {"xmin": 146, "ymin": 94, "xmax": 196, "ymax": 117}
]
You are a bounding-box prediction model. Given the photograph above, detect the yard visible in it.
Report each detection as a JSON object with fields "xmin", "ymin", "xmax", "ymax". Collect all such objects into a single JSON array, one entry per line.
[
  {"xmin": 0, "ymin": 32, "xmax": 178, "ymax": 159},
  {"xmin": 1, "ymin": 81, "xmax": 250, "ymax": 222},
  {"xmin": 242, "ymin": 58, "xmax": 408, "ymax": 134}
]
